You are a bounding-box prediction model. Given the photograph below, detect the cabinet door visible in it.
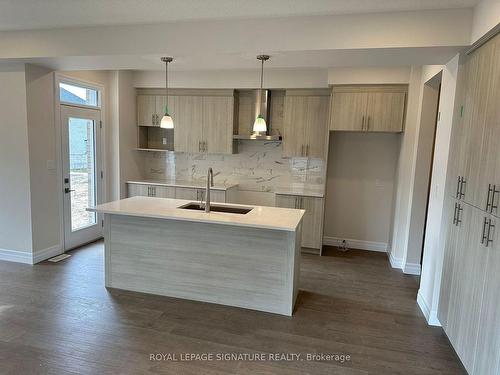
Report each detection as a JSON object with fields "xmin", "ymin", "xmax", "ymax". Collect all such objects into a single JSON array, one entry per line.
[
  {"xmin": 173, "ymin": 96, "xmax": 203, "ymax": 153},
  {"xmin": 330, "ymin": 91, "xmax": 368, "ymax": 131},
  {"xmin": 283, "ymin": 96, "xmax": 308, "ymax": 157},
  {"xmin": 175, "ymin": 187, "xmax": 198, "ymax": 200},
  {"xmin": 305, "ymin": 96, "xmax": 330, "ymax": 159},
  {"xmin": 448, "ymin": 207, "xmax": 489, "ymax": 373},
  {"xmin": 365, "ymin": 91, "xmax": 406, "ymax": 132},
  {"xmin": 137, "ymin": 95, "xmax": 157, "ymax": 127},
  {"xmin": 154, "ymin": 186, "xmax": 175, "ymax": 198},
  {"xmin": 473, "ymin": 216, "xmax": 500, "ymax": 375},
  {"xmin": 275, "ymin": 194, "xmax": 298, "ymax": 209},
  {"xmin": 127, "ymin": 183, "xmax": 149, "ymax": 197},
  {"xmin": 437, "ymin": 198, "xmax": 460, "ymax": 330},
  {"xmin": 203, "ymin": 96, "xmax": 234, "ymax": 154},
  {"xmin": 462, "ymin": 38, "xmax": 497, "ymax": 208},
  {"xmin": 300, "ymin": 196, "xmax": 324, "ymax": 251}
]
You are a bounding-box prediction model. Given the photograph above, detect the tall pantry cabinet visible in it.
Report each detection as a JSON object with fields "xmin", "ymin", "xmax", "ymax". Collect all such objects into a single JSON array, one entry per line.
[{"xmin": 438, "ymin": 33, "xmax": 500, "ymax": 375}]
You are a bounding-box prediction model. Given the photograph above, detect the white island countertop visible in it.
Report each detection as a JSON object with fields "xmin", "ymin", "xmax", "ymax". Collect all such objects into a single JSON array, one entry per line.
[{"xmin": 89, "ymin": 196, "xmax": 305, "ymax": 231}]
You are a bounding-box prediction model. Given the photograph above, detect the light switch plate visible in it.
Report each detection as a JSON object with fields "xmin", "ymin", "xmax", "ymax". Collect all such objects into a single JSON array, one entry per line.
[{"xmin": 46, "ymin": 160, "xmax": 56, "ymax": 170}]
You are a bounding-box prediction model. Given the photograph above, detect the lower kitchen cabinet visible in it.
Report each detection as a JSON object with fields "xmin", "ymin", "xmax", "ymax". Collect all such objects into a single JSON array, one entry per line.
[
  {"xmin": 174, "ymin": 187, "xmax": 226, "ymax": 203},
  {"xmin": 275, "ymin": 194, "xmax": 324, "ymax": 254},
  {"xmin": 128, "ymin": 183, "xmax": 175, "ymax": 198}
]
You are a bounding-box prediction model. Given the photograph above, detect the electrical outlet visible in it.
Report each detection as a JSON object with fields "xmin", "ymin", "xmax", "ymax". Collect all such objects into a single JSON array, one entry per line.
[{"xmin": 162, "ymin": 138, "xmax": 167, "ymax": 145}]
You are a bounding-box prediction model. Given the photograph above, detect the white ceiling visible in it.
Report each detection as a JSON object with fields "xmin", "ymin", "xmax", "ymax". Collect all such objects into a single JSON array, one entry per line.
[{"xmin": 0, "ymin": 0, "xmax": 480, "ymax": 31}]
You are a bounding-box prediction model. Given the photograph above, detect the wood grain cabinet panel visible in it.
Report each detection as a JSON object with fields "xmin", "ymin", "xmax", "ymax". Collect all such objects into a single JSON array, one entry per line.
[
  {"xmin": 439, "ymin": 34, "xmax": 500, "ymax": 375},
  {"xmin": 203, "ymin": 96, "xmax": 234, "ymax": 154},
  {"xmin": 330, "ymin": 91, "xmax": 367, "ymax": 131},
  {"xmin": 365, "ymin": 92, "xmax": 406, "ymax": 132},
  {"xmin": 173, "ymin": 96, "xmax": 204, "ymax": 153},
  {"xmin": 137, "ymin": 95, "xmax": 157, "ymax": 127},
  {"xmin": 329, "ymin": 86, "xmax": 407, "ymax": 133},
  {"xmin": 276, "ymin": 194, "xmax": 324, "ymax": 253},
  {"xmin": 283, "ymin": 90, "xmax": 330, "ymax": 159}
]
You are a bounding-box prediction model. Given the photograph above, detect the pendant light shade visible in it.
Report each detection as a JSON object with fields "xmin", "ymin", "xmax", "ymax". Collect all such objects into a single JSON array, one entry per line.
[
  {"xmin": 253, "ymin": 55, "xmax": 270, "ymax": 135},
  {"xmin": 160, "ymin": 57, "xmax": 174, "ymax": 129}
]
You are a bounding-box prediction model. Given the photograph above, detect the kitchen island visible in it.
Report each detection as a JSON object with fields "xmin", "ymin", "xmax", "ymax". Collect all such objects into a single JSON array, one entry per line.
[{"xmin": 89, "ymin": 197, "xmax": 304, "ymax": 316}]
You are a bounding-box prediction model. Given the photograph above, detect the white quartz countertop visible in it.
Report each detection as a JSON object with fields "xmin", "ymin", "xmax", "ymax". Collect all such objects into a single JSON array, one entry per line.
[
  {"xmin": 127, "ymin": 179, "xmax": 238, "ymax": 191},
  {"xmin": 89, "ymin": 197, "xmax": 305, "ymax": 231},
  {"xmin": 274, "ymin": 188, "xmax": 325, "ymax": 198}
]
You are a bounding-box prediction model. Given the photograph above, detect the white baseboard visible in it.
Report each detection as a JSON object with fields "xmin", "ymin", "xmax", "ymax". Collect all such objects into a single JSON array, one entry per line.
[
  {"xmin": 0, "ymin": 248, "xmax": 33, "ymax": 264},
  {"xmin": 417, "ymin": 290, "xmax": 441, "ymax": 326},
  {"xmin": 388, "ymin": 251, "xmax": 403, "ymax": 268},
  {"xmin": 387, "ymin": 251, "xmax": 421, "ymax": 275},
  {"xmin": 33, "ymin": 245, "xmax": 63, "ymax": 264},
  {"xmin": 403, "ymin": 262, "xmax": 422, "ymax": 275},
  {"xmin": 323, "ymin": 236, "xmax": 387, "ymax": 252}
]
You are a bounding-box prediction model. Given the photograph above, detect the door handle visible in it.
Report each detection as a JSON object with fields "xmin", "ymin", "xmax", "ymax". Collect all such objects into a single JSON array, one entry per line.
[{"xmin": 64, "ymin": 187, "xmax": 75, "ymax": 194}]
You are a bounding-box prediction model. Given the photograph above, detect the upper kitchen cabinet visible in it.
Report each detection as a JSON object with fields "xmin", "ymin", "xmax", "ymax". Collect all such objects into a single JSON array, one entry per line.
[
  {"xmin": 202, "ymin": 95, "xmax": 236, "ymax": 154},
  {"xmin": 137, "ymin": 95, "xmax": 158, "ymax": 126},
  {"xmin": 330, "ymin": 86, "xmax": 407, "ymax": 133},
  {"xmin": 283, "ymin": 89, "xmax": 330, "ymax": 159},
  {"xmin": 136, "ymin": 89, "xmax": 237, "ymax": 154}
]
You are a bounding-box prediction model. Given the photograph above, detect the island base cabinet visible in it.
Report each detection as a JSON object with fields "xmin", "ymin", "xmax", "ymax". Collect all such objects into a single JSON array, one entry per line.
[
  {"xmin": 276, "ymin": 194, "xmax": 324, "ymax": 254},
  {"xmin": 103, "ymin": 214, "xmax": 301, "ymax": 316}
]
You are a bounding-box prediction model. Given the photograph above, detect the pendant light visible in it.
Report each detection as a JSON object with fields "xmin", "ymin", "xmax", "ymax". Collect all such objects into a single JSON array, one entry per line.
[
  {"xmin": 160, "ymin": 57, "xmax": 174, "ymax": 129},
  {"xmin": 253, "ymin": 54, "xmax": 270, "ymax": 135}
]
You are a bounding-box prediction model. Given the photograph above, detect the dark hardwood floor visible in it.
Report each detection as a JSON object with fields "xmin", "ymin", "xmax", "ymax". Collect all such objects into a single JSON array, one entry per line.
[{"xmin": 0, "ymin": 242, "xmax": 464, "ymax": 374}]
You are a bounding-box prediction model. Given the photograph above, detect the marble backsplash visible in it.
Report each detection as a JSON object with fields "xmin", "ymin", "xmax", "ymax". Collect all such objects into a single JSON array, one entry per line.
[{"xmin": 140, "ymin": 141, "xmax": 326, "ymax": 193}]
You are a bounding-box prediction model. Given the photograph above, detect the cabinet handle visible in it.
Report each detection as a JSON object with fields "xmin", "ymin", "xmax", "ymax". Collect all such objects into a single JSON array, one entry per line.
[
  {"xmin": 306, "ymin": 145, "xmax": 310, "ymax": 157},
  {"xmin": 486, "ymin": 220, "xmax": 495, "ymax": 247},
  {"xmin": 453, "ymin": 203, "xmax": 458, "ymax": 225},
  {"xmin": 198, "ymin": 141, "xmax": 201, "ymax": 152},
  {"xmin": 456, "ymin": 176, "xmax": 461, "ymax": 199},
  {"xmin": 481, "ymin": 217, "xmax": 489, "ymax": 245},
  {"xmin": 367, "ymin": 116, "xmax": 370, "ymax": 131},
  {"xmin": 300, "ymin": 197, "xmax": 304, "ymax": 209},
  {"xmin": 486, "ymin": 184, "xmax": 493, "ymax": 212},
  {"xmin": 491, "ymin": 185, "xmax": 499, "ymax": 213},
  {"xmin": 204, "ymin": 141, "xmax": 207, "ymax": 152},
  {"xmin": 456, "ymin": 204, "xmax": 462, "ymax": 225},
  {"xmin": 459, "ymin": 177, "xmax": 466, "ymax": 199},
  {"xmin": 362, "ymin": 115, "xmax": 365, "ymax": 131}
]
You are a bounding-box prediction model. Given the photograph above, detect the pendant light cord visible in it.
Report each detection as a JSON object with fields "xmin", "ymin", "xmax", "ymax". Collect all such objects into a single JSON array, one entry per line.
[
  {"xmin": 260, "ymin": 58, "xmax": 264, "ymax": 90},
  {"xmin": 165, "ymin": 61, "xmax": 168, "ymax": 103}
]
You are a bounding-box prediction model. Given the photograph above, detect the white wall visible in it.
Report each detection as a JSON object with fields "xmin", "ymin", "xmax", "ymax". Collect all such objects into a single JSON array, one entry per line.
[
  {"xmin": 405, "ymin": 74, "xmax": 441, "ymax": 269},
  {"xmin": 0, "ymin": 64, "xmax": 33, "ymax": 257},
  {"xmin": 471, "ymin": 0, "xmax": 500, "ymax": 43},
  {"xmin": 132, "ymin": 69, "xmax": 328, "ymax": 89},
  {"xmin": 324, "ymin": 133, "xmax": 400, "ymax": 250},
  {"xmin": 25, "ymin": 64, "xmax": 59, "ymax": 256},
  {"xmin": 418, "ymin": 54, "xmax": 461, "ymax": 326},
  {"xmin": 328, "ymin": 66, "xmax": 411, "ymax": 85}
]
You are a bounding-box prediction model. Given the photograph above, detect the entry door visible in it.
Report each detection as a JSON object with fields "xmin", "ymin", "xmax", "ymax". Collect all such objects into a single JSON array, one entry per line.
[{"xmin": 61, "ymin": 105, "xmax": 103, "ymax": 250}]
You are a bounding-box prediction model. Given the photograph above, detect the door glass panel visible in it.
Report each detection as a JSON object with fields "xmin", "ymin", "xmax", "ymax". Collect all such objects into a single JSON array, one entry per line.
[{"xmin": 68, "ymin": 117, "xmax": 96, "ymax": 231}]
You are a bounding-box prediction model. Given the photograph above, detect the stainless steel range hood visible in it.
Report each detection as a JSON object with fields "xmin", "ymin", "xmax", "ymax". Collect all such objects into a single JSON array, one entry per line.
[{"xmin": 233, "ymin": 89, "xmax": 282, "ymax": 141}]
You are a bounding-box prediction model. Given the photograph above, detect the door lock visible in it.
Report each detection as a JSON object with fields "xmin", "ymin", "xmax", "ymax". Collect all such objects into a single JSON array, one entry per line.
[{"xmin": 65, "ymin": 187, "xmax": 75, "ymax": 194}]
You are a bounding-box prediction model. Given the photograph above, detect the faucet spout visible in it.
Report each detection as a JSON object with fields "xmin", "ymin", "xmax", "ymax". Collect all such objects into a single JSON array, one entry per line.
[{"xmin": 205, "ymin": 168, "xmax": 214, "ymax": 213}]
